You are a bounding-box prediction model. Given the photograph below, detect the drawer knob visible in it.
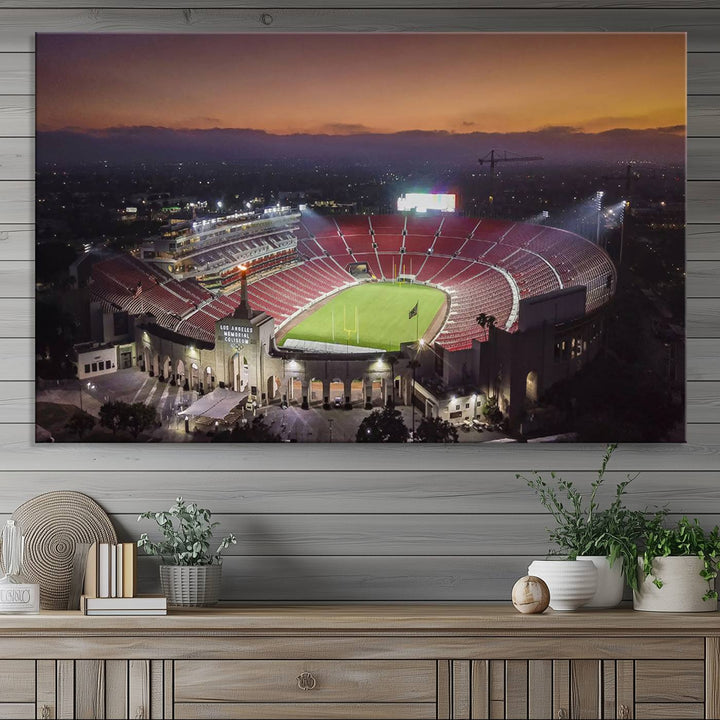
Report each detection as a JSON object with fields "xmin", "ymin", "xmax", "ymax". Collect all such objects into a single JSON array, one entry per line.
[
  {"xmin": 619, "ymin": 704, "xmax": 631, "ymax": 719},
  {"xmin": 297, "ymin": 671, "xmax": 317, "ymax": 691},
  {"xmin": 40, "ymin": 705, "xmax": 51, "ymax": 720},
  {"xmin": 557, "ymin": 710, "xmax": 567, "ymax": 719}
]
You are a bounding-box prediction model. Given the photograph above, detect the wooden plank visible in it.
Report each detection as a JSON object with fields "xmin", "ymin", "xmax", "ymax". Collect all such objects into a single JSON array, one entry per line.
[
  {"xmin": 615, "ymin": 660, "xmax": 634, "ymax": 720},
  {"xmin": 688, "ymin": 138, "xmax": 720, "ymax": 180},
  {"xmin": 55, "ymin": 660, "xmax": 73, "ymax": 720},
  {"xmin": 438, "ymin": 660, "xmax": 451, "ymax": 720},
  {"xmin": 688, "ymin": 382, "xmax": 720, "ymax": 423},
  {"xmin": 36, "ymin": 660, "xmax": 56, "ymax": 720},
  {"xmin": 453, "ymin": 660, "xmax": 471, "ymax": 720},
  {"xmin": 634, "ymin": 660, "xmax": 704, "ymax": 702},
  {"xmin": 0, "ymin": 470, "xmax": 719, "ymax": 514},
  {"xmin": 0, "ymin": 660, "xmax": 34, "ymax": 702},
  {"xmin": 174, "ymin": 660, "xmax": 436, "ymax": 703},
  {"xmin": 150, "ymin": 660, "xmax": 164, "ymax": 719},
  {"xmin": 2, "ymin": 0, "xmax": 720, "ymax": 11},
  {"xmin": 471, "ymin": 660, "xmax": 489, "ymax": 720},
  {"xmin": 688, "ymin": 224, "xmax": 720, "ymax": 261},
  {"xmin": 173, "ymin": 703, "xmax": 436, "ymax": 719},
  {"xmin": 0, "ymin": 96, "xmax": 32, "ymax": 136},
  {"xmin": 488, "ymin": 661, "xmax": 504, "ymax": 720},
  {"xmin": 635, "ymin": 703, "xmax": 704, "ymax": 719},
  {"xmin": 505, "ymin": 660, "xmax": 528, "ymax": 720},
  {"xmin": 570, "ymin": 660, "xmax": 600, "ymax": 719},
  {"xmin": 689, "ymin": 53, "xmax": 720, "ymax": 95},
  {"xmin": 687, "ymin": 338, "xmax": 720, "ymax": 379},
  {"xmin": 688, "ymin": 182, "xmax": 720, "ymax": 225},
  {"xmin": 689, "ymin": 298, "xmax": 720, "ymax": 337},
  {"xmin": 163, "ymin": 661, "xmax": 173, "ymax": 720},
  {"xmin": 104, "ymin": 660, "xmax": 127, "ymax": 720},
  {"xmin": 0, "ymin": 261, "xmax": 32, "ymax": 297},
  {"xmin": 0, "ymin": 8, "xmax": 710, "ymax": 51},
  {"xmin": 0, "ymin": 181, "xmax": 32, "ymax": 224},
  {"xmin": 527, "ymin": 660, "xmax": 551, "ymax": 720},
  {"xmin": 601, "ymin": 660, "xmax": 615, "ymax": 720},
  {"xmin": 0, "ymin": 706, "xmax": 34, "ymax": 719},
  {"xmin": 0, "ymin": 226, "xmax": 33, "ymax": 262},
  {"xmin": 552, "ymin": 660, "xmax": 570, "ymax": 720},
  {"xmin": 689, "ymin": 96, "xmax": 720, "ymax": 137},
  {"xmin": 707, "ymin": 637, "xmax": 720, "ymax": 720},
  {"xmin": 688, "ymin": 261, "xmax": 720, "ymax": 297},
  {"xmin": 0, "ymin": 137, "xmax": 28, "ymax": 179},
  {"xmin": 0, "ymin": 54, "xmax": 32, "ymax": 94},
  {"xmin": 74, "ymin": 660, "xmax": 104, "ymax": 720},
  {"xmin": 129, "ymin": 660, "xmax": 150, "ymax": 720}
]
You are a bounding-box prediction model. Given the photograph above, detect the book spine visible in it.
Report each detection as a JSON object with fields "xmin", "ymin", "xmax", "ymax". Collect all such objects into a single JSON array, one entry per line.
[
  {"xmin": 116, "ymin": 544, "xmax": 124, "ymax": 598},
  {"xmin": 98, "ymin": 543, "xmax": 110, "ymax": 598},
  {"xmin": 110, "ymin": 544, "xmax": 117, "ymax": 598}
]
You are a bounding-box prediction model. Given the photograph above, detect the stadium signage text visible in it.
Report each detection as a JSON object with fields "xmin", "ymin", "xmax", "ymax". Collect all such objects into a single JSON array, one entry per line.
[{"xmin": 219, "ymin": 323, "xmax": 255, "ymax": 346}]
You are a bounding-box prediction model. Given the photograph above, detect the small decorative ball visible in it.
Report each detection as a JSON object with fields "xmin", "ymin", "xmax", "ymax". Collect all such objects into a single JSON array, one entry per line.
[{"xmin": 512, "ymin": 575, "xmax": 550, "ymax": 614}]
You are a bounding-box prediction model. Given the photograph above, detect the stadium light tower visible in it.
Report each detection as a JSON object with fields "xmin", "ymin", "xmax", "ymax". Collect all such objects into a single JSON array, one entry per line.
[{"xmin": 595, "ymin": 191, "xmax": 604, "ymax": 245}]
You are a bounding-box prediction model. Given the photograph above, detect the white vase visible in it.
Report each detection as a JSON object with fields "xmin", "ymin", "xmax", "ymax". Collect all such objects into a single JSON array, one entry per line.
[
  {"xmin": 527, "ymin": 559, "xmax": 597, "ymax": 611},
  {"xmin": 633, "ymin": 556, "xmax": 717, "ymax": 613},
  {"xmin": 577, "ymin": 556, "xmax": 624, "ymax": 608}
]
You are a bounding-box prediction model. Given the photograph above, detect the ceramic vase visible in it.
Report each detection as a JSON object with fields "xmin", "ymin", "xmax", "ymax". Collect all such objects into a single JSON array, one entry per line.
[
  {"xmin": 633, "ymin": 556, "xmax": 717, "ymax": 612},
  {"xmin": 160, "ymin": 564, "xmax": 222, "ymax": 607},
  {"xmin": 577, "ymin": 555, "xmax": 624, "ymax": 608},
  {"xmin": 527, "ymin": 559, "xmax": 597, "ymax": 611}
]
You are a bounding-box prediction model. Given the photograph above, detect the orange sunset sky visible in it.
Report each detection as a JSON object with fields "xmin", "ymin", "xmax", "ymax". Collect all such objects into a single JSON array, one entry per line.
[{"xmin": 36, "ymin": 33, "xmax": 686, "ymax": 135}]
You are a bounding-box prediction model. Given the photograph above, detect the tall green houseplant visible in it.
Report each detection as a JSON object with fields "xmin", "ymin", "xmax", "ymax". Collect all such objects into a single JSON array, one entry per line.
[{"xmin": 518, "ymin": 443, "xmax": 665, "ymax": 591}]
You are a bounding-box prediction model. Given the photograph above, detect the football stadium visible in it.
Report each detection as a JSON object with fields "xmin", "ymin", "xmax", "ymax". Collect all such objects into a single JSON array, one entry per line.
[{"xmin": 82, "ymin": 196, "xmax": 616, "ymax": 433}]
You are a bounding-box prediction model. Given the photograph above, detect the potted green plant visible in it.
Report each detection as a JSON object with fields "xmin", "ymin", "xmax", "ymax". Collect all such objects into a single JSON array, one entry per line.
[
  {"xmin": 519, "ymin": 443, "xmax": 665, "ymax": 608},
  {"xmin": 138, "ymin": 497, "xmax": 237, "ymax": 607},
  {"xmin": 633, "ymin": 516, "xmax": 720, "ymax": 612}
]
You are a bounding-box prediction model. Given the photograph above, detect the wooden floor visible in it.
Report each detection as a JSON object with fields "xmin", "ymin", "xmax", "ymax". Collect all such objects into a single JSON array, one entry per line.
[{"xmin": 0, "ymin": 0, "xmax": 718, "ymax": 602}]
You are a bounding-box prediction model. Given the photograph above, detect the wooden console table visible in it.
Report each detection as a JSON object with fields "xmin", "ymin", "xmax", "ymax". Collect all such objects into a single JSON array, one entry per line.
[{"xmin": 0, "ymin": 606, "xmax": 717, "ymax": 719}]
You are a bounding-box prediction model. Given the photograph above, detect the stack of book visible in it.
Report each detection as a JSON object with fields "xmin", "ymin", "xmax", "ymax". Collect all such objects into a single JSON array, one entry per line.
[{"xmin": 81, "ymin": 542, "xmax": 167, "ymax": 615}]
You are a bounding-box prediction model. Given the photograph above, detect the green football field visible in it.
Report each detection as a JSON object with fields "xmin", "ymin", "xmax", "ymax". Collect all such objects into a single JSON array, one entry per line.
[{"xmin": 280, "ymin": 283, "xmax": 446, "ymax": 351}]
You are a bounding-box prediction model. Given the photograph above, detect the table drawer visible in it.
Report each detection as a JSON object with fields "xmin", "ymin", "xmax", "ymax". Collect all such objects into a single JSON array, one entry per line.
[
  {"xmin": 174, "ymin": 702, "xmax": 436, "ymax": 719},
  {"xmin": 0, "ymin": 661, "xmax": 35, "ymax": 702},
  {"xmin": 635, "ymin": 660, "xmax": 704, "ymax": 702},
  {"xmin": 174, "ymin": 660, "xmax": 436, "ymax": 703}
]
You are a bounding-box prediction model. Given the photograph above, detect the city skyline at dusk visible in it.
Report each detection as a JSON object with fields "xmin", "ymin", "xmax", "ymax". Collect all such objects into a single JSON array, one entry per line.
[{"xmin": 37, "ymin": 33, "xmax": 685, "ymax": 136}]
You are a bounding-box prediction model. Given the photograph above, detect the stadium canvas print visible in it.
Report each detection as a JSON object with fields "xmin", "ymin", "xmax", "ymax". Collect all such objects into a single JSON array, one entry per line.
[{"xmin": 35, "ymin": 33, "xmax": 686, "ymax": 443}]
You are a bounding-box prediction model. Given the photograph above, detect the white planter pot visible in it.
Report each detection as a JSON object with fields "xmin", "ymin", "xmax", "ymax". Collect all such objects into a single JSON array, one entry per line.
[
  {"xmin": 527, "ymin": 559, "xmax": 597, "ymax": 611},
  {"xmin": 577, "ymin": 555, "xmax": 624, "ymax": 608},
  {"xmin": 633, "ymin": 556, "xmax": 717, "ymax": 613},
  {"xmin": 160, "ymin": 564, "xmax": 222, "ymax": 607}
]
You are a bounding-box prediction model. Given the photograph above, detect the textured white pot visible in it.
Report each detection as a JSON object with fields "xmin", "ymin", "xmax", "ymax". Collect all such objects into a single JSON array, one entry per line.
[
  {"xmin": 633, "ymin": 556, "xmax": 717, "ymax": 613},
  {"xmin": 160, "ymin": 564, "xmax": 222, "ymax": 607},
  {"xmin": 577, "ymin": 555, "xmax": 624, "ymax": 608},
  {"xmin": 527, "ymin": 559, "xmax": 597, "ymax": 611}
]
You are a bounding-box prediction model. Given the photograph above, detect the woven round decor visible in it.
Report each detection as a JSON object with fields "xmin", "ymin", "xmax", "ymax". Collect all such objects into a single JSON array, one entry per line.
[{"xmin": 11, "ymin": 491, "xmax": 117, "ymax": 610}]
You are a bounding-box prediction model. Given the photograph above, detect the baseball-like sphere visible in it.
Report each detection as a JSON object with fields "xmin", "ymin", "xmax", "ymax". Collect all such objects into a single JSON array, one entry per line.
[{"xmin": 512, "ymin": 575, "xmax": 550, "ymax": 614}]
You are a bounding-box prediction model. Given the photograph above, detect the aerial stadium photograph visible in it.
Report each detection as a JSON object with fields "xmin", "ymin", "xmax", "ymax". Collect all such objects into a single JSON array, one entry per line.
[{"xmin": 34, "ymin": 33, "xmax": 686, "ymax": 443}]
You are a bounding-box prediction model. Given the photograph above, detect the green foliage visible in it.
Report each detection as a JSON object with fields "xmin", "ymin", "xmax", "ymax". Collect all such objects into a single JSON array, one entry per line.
[
  {"xmin": 99, "ymin": 401, "xmax": 159, "ymax": 438},
  {"xmin": 481, "ymin": 396, "xmax": 502, "ymax": 423},
  {"xmin": 137, "ymin": 497, "xmax": 237, "ymax": 566},
  {"xmin": 640, "ymin": 516, "xmax": 720, "ymax": 600},
  {"xmin": 212, "ymin": 416, "xmax": 282, "ymax": 443},
  {"xmin": 518, "ymin": 443, "xmax": 666, "ymax": 591},
  {"xmin": 357, "ymin": 405, "xmax": 409, "ymax": 443},
  {"xmin": 415, "ymin": 416, "xmax": 459, "ymax": 443},
  {"xmin": 64, "ymin": 410, "xmax": 95, "ymax": 439}
]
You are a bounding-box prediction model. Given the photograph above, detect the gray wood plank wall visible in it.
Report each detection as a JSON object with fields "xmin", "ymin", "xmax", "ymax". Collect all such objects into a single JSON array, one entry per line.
[{"xmin": 0, "ymin": 1, "xmax": 718, "ymax": 602}]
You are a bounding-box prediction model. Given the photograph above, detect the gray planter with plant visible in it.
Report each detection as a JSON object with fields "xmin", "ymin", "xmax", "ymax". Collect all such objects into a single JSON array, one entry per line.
[
  {"xmin": 634, "ymin": 516, "xmax": 719, "ymax": 612},
  {"xmin": 519, "ymin": 443, "xmax": 665, "ymax": 608},
  {"xmin": 138, "ymin": 497, "xmax": 237, "ymax": 607}
]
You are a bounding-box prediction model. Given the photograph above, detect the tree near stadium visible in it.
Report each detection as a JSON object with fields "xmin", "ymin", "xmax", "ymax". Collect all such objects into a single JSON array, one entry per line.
[
  {"xmin": 415, "ymin": 416, "xmax": 459, "ymax": 443},
  {"xmin": 356, "ymin": 406, "xmax": 409, "ymax": 443}
]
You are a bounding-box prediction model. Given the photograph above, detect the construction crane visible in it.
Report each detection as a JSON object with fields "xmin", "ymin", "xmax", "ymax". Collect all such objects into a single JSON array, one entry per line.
[
  {"xmin": 477, "ymin": 149, "xmax": 543, "ymax": 215},
  {"xmin": 601, "ymin": 162, "xmax": 641, "ymax": 205}
]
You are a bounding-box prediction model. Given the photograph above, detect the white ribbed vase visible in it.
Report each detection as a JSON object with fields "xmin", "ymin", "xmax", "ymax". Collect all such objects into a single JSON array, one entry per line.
[
  {"xmin": 528, "ymin": 559, "xmax": 598, "ymax": 611},
  {"xmin": 577, "ymin": 556, "xmax": 624, "ymax": 608},
  {"xmin": 633, "ymin": 556, "xmax": 717, "ymax": 613}
]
